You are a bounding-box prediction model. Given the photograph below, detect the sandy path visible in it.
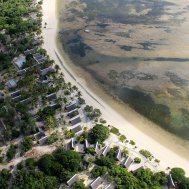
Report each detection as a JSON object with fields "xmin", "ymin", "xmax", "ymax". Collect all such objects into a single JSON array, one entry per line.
[{"xmin": 42, "ymin": 0, "xmax": 189, "ymax": 175}]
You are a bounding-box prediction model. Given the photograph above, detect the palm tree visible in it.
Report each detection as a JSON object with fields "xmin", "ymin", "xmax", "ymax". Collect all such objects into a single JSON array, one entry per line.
[
  {"xmin": 77, "ymin": 135, "xmax": 84, "ymax": 143},
  {"xmin": 83, "ymin": 127, "xmax": 88, "ymax": 132},
  {"xmin": 77, "ymin": 91, "xmax": 82, "ymax": 97},
  {"xmin": 45, "ymin": 116, "xmax": 54, "ymax": 134},
  {"xmin": 64, "ymin": 129, "xmax": 75, "ymax": 139},
  {"xmin": 60, "ymin": 138, "xmax": 64, "ymax": 146},
  {"xmin": 72, "ymin": 85, "xmax": 78, "ymax": 91},
  {"xmin": 63, "ymin": 97, "xmax": 67, "ymax": 104},
  {"xmin": 67, "ymin": 82, "xmax": 72, "ymax": 90},
  {"xmin": 60, "ymin": 72, "xmax": 64, "ymax": 77},
  {"xmin": 36, "ymin": 29, "xmax": 42, "ymax": 35},
  {"xmin": 122, "ymin": 147, "xmax": 129, "ymax": 157},
  {"xmin": 55, "ymin": 64, "xmax": 60, "ymax": 72}
]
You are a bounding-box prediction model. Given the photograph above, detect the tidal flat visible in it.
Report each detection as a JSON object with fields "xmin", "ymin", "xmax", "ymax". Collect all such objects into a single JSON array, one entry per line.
[{"xmin": 59, "ymin": 0, "xmax": 189, "ymax": 140}]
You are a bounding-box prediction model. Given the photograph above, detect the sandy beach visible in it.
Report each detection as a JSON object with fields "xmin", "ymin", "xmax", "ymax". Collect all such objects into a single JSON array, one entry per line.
[{"xmin": 42, "ymin": 0, "xmax": 189, "ymax": 175}]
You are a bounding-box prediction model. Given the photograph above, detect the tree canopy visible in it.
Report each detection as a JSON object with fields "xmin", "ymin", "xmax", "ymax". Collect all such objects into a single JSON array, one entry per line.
[
  {"xmin": 171, "ymin": 167, "xmax": 189, "ymax": 189},
  {"xmin": 88, "ymin": 124, "xmax": 110, "ymax": 143},
  {"xmin": 37, "ymin": 149, "xmax": 82, "ymax": 183}
]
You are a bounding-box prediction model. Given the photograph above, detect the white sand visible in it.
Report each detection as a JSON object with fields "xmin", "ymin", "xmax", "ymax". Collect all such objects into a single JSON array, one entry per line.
[{"xmin": 42, "ymin": 0, "xmax": 189, "ymax": 175}]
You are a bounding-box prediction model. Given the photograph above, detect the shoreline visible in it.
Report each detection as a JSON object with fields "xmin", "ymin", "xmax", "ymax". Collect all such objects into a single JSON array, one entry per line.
[
  {"xmin": 42, "ymin": 0, "xmax": 189, "ymax": 175},
  {"xmin": 56, "ymin": 37, "xmax": 189, "ymax": 157},
  {"xmin": 56, "ymin": 1, "xmax": 189, "ymax": 158}
]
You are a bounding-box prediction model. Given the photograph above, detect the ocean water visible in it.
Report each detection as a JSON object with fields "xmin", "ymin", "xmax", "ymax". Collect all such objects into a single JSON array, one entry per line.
[{"xmin": 60, "ymin": 0, "xmax": 189, "ymax": 140}]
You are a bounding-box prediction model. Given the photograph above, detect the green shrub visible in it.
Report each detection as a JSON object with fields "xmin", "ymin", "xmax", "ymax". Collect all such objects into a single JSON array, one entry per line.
[
  {"xmin": 85, "ymin": 147, "xmax": 96, "ymax": 155},
  {"xmin": 21, "ymin": 137, "xmax": 33, "ymax": 156},
  {"xmin": 73, "ymin": 180, "xmax": 86, "ymax": 189},
  {"xmin": 88, "ymin": 124, "xmax": 110, "ymax": 143},
  {"xmin": 129, "ymin": 140, "xmax": 135, "ymax": 145},
  {"xmin": 119, "ymin": 135, "xmax": 126, "ymax": 142},
  {"xmin": 110, "ymin": 127, "xmax": 119, "ymax": 135},
  {"xmin": 6, "ymin": 144, "xmax": 17, "ymax": 161},
  {"xmin": 139, "ymin": 149, "xmax": 152, "ymax": 160},
  {"xmin": 0, "ymin": 156, "xmax": 3, "ymax": 163},
  {"xmin": 91, "ymin": 166, "xmax": 108, "ymax": 178},
  {"xmin": 48, "ymin": 133, "xmax": 58, "ymax": 144},
  {"xmin": 134, "ymin": 157, "xmax": 141, "ymax": 164}
]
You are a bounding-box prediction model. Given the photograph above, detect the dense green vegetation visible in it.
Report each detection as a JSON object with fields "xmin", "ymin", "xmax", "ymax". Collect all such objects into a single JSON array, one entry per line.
[
  {"xmin": 6, "ymin": 144, "xmax": 17, "ymax": 161},
  {"xmin": 88, "ymin": 124, "xmax": 110, "ymax": 143},
  {"xmin": 0, "ymin": 0, "xmax": 43, "ymax": 143},
  {"xmin": 0, "ymin": 169, "xmax": 11, "ymax": 189},
  {"xmin": 91, "ymin": 166, "xmax": 108, "ymax": 178},
  {"xmin": 0, "ymin": 149, "xmax": 83, "ymax": 189},
  {"xmin": 0, "ymin": 0, "xmax": 39, "ymax": 34},
  {"xmin": 85, "ymin": 147, "xmax": 96, "ymax": 155},
  {"xmin": 0, "ymin": 0, "xmax": 65, "ymax": 145},
  {"xmin": 21, "ymin": 137, "xmax": 33, "ymax": 156},
  {"xmin": 0, "ymin": 0, "xmax": 40, "ymax": 72},
  {"xmin": 38, "ymin": 149, "xmax": 82, "ymax": 181},
  {"xmin": 12, "ymin": 169, "xmax": 58, "ymax": 189},
  {"xmin": 72, "ymin": 180, "xmax": 86, "ymax": 189},
  {"xmin": 47, "ymin": 133, "xmax": 58, "ymax": 144},
  {"xmin": 0, "ymin": 53, "xmax": 11, "ymax": 71},
  {"xmin": 171, "ymin": 168, "xmax": 189, "ymax": 189}
]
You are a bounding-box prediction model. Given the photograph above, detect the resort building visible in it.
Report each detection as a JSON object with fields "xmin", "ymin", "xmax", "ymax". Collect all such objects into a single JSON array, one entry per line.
[
  {"xmin": 40, "ymin": 67, "xmax": 54, "ymax": 76},
  {"xmin": 90, "ymin": 177, "xmax": 103, "ymax": 189},
  {"xmin": 105, "ymin": 184, "xmax": 114, "ymax": 189},
  {"xmin": 70, "ymin": 125, "xmax": 82, "ymax": 134},
  {"xmin": 49, "ymin": 103, "xmax": 61, "ymax": 111},
  {"xmin": 69, "ymin": 116, "xmax": 81, "ymax": 126},
  {"xmin": 95, "ymin": 141, "xmax": 99, "ymax": 153},
  {"xmin": 84, "ymin": 139, "xmax": 89, "ymax": 149},
  {"xmin": 13, "ymin": 54, "xmax": 26, "ymax": 69},
  {"xmin": 65, "ymin": 102, "xmax": 76, "ymax": 112},
  {"xmin": 33, "ymin": 53, "xmax": 45, "ymax": 64},
  {"xmin": 46, "ymin": 93, "xmax": 57, "ymax": 101},
  {"xmin": 31, "ymin": 38, "xmax": 40, "ymax": 46},
  {"xmin": 24, "ymin": 49, "xmax": 35, "ymax": 56},
  {"xmin": 66, "ymin": 174, "xmax": 79, "ymax": 187},
  {"xmin": 168, "ymin": 174, "xmax": 176, "ymax": 189},
  {"xmin": 101, "ymin": 146, "xmax": 110, "ymax": 157},
  {"xmin": 115, "ymin": 148, "xmax": 122, "ymax": 161},
  {"xmin": 20, "ymin": 97, "xmax": 32, "ymax": 104},
  {"xmin": 67, "ymin": 109, "xmax": 79, "ymax": 119},
  {"xmin": 38, "ymin": 136, "xmax": 48, "ymax": 145},
  {"xmin": 123, "ymin": 156, "xmax": 133, "ymax": 168},
  {"xmin": 66, "ymin": 138, "xmax": 75, "ymax": 150},
  {"xmin": 5, "ymin": 79, "xmax": 17, "ymax": 89},
  {"xmin": 34, "ymin": 132, "xmax": 46, "ymax": 141}
]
